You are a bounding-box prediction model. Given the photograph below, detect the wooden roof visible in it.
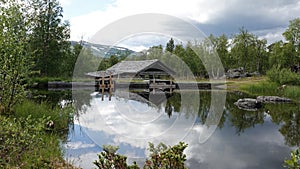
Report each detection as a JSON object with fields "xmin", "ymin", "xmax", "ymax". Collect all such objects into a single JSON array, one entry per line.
[{"xmin": 86, "ymin": 59, "xmax": 175, "ymax": 78}]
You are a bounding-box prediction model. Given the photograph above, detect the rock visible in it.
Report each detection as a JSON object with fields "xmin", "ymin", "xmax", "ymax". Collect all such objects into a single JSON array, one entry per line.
[
  {"xmin": 226, "ymin": 67, "xmax": 261, "ymax": 78},
  {"xmin": 234, "ymin": 98, "xmax": 262, "ymax": 111},
  {"xmin": 256, "ymin": 96, "xmax": 292, "ymax": 103},
  {"xmin": 226, "ymin": 67, "xmax": 244, "ymax": 78},
  {"xmin": 249, "ymin": 71, "xmax": 260, "ymax": 77}
]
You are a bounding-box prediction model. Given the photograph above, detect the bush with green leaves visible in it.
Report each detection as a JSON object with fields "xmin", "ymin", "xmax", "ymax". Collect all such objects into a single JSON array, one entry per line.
[
  {"xmin": 0, "ymin": 99, "xmax": 75, "ymax": 168},
  {"xmin": 0, "ymin": 0, "xmax": 33, "ymax": 114},
  {"xmin": 14, "ymin": 100, "xmax": 74, "ymax": 133},
  {"xmin": 267, "ymin": 65, "xmax": 300, "ymax": 85},
  {"xmin": 0, "ymin": 115, "xmax": 62, "ymax": 168},
  {"xmin": 284, "ymin": 147, "xmax": 300, "ymax": 169},
  {"xmin": 94, "ymin": 142, "xmax": 188, "ymax": 169},
  {"xmin": 94, "ymin": 145, "xmax": 139, "ymax": 169}
]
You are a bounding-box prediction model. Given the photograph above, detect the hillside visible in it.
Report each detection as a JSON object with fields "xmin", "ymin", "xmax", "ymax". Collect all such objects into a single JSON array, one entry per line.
[{"xmin": 70, "ymin": 41, "xmax": 135, "ymax": 58}]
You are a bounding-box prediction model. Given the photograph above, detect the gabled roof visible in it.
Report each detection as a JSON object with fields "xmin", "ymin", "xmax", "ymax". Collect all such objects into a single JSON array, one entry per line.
[
  {"xmin": 86, "ymin": 59, "xmax": 175, "ymax": 78},
  {"xmin": 108, "ymin": 59, "xmax": 159, "ymax": 74}
]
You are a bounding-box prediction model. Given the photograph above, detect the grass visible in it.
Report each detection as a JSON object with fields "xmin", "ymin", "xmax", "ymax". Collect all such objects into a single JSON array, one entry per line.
[
  {"xmin": 239, "ymin": 81, "xmax": 279, "ymax": 96},
  {"xmin": 238, "ymin": 79, "xmax": 300, "ymax": 102},
  {"xmin": 226, "ymin": 76, "xmax": 267, "ymax": 91},
  {"xmin": 30, "ymin": 76, "xmax": 72, "ymax": 84},
  {"xmin": 283, "ymin": 86, "xmax": 300, "ymax": 101},
  {"xmin": 14, "ymin": 100, "xmax": 74, "ymax": 133},
  {"xmin": 0, "ymin": 100, "xmax": 77, "ymax": 168}
]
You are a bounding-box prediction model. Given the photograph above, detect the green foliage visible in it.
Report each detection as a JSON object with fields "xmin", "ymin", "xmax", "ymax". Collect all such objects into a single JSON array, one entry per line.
[
  {"xmin": 14, "ymin": 100, "xmax": 74, "ymax": 133},
  {"xmin": 94, "ymin": 142, "xmax": 188, "ymax": 169},
  {"xmin": 269, "ymin": 41, "xmax": 298, "ymax": 69},
  {"xmin": 0, "ymin": 0, "xmax": 33, "ymax": 114},
  {"xmin": 98, "ymin": 55, "xmax": 123, "ymax": 71},
  {"xmin": 284, "ymin": 147, "xmax": 300, "ymax": 169},
  {"xmin": 166, "ymin": 38, "xmax": 175, "ymax": 53},
  {"xmin": 207, "ymin": 34, "xmax": 230, "ymax": 69},
  {"xmin": 145, "ymin": 142, "xmax": 188, "ymax": 169},
  {"xmin": 29, "ymin": 0, "xmax": 73, "ymax": 77},
  {"xmin": 230, "ymin": 27, "xmax": 268, "ymax": 73},
  {"xmin": 240, "ymin": 81, "xmax": 279, "ymax": 96},
  {"xmin": 267, "ymin": 66, "xmax": 300, "ymax": 85},
  {"xmin": 74, "ymin": 47, "xmax": 99, "ymax": 78},
  {"xmin": 0, "ymin": 115, "xmax": 67, "ymax": 168},
  {"xmin": 93, "ymin": 145, "xmax": 139, "ymax": 169},
  {"xmin": 283, "ymin": 86, "xmax": 300, "ymax": 101},
  {"xmin": 283, "ymin": 18, "xmax": 300, "ymax": 50},
  {"xmin": 0, "ymin": 98, "xmax": 75, "ymax": 168}
]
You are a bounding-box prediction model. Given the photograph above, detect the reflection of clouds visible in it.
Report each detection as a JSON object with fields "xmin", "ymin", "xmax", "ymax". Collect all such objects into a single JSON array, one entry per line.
[
  {"xmin": 63, "ymin": 124, "xmax": 102, "ymax": 169},
  {"xmin": 67, "ymin": 152, "xmax": 98, "ymax": 169},
  {"xmin": 65, "ymin": 141, "xmax": 96, "ymax": 150},
  {"xmin": 184, "ymin": 119, "xmax": 292, "ymax": 169},
  {"xmin": 67, "ymin": 92, "xmax": 293, "ymax": 169},
  {"xmin": 78, "ymin": 95, "xmax": 197, "ymax": 156}
]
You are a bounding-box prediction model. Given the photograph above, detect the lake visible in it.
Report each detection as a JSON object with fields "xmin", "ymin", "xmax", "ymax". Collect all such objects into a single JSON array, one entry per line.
[{"xmin": 40, "ymin": 88, "xmax": 299, "ymax": 169}]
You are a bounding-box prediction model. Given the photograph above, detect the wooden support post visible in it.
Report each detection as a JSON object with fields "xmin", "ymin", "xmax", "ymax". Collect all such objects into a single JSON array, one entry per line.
[
  {"xmin": 110, "ymin": 74, "xmax": 112, "ymax": 89},
  {"xmin": 101, "ymin": 76, "xmax": 104, "ymax": 101},
  {"xmin": 109, "ymin": 73, "xmax": 112, "ymax": 101},
  {"xmin": 170, "ymin": 79, "xmax": 172, "ymax": 93}
]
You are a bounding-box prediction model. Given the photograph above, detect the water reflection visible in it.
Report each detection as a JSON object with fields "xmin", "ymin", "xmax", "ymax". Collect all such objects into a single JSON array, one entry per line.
[{"xmin": 65, "ymin": 89, "xmax": 300, "ymax": 169}]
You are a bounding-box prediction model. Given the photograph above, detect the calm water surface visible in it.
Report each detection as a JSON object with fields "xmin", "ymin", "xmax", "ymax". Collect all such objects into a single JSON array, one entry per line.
[{"xmin": 55, "ymin": 89, "xmax": 300, "ymax": 169}]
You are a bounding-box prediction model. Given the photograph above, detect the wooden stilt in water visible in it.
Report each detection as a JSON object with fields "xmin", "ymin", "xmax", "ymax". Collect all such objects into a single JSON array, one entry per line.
[
  {"xmin": 101, "ymin": 76, "xmax": 104, "ymax": 101},
  {"xmin": 109, "ymin": 73, "xmax": 112, "ymax": 101},
  {"xmin": 170, "ymin": 79, "xmax": 172, "ymax": 93}
]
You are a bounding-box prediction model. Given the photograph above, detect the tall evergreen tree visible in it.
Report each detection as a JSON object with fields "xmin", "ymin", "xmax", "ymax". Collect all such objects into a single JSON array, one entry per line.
[
  {"xmin": 29, "ymin": 0, "xmax": 71, "ymax": 77},
  {"xmin": 166, "ymin": 38, "xmax": 175, "ymax": 53},
  {"xmin": 231, "ymin": 28, "xmax": 257, "ymax": 72}
]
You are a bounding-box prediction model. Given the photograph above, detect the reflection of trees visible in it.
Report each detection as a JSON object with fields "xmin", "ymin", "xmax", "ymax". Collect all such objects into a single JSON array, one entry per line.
[
  {"xmin": 163, "ymin": 91, "xmax": 227, "ymax": 129},
  {"xmin": 265, "ymin": 104, "xmax": 300, "ymax": 147},
  {"xmin": 164, "ymin": 91, "xmax": 206, "ymax": 120},
  {"xmin": 225, "ymin": 92, "xmax": 300, "ymax": 146},
  {"xmin": 165, "ymin": 99, "xmax": 173, "ymax": 118},
  {"xmin": 224, "ymin": 91, "xmax": 265, "ymax": 134},
  {"xmin": 72, "ymin": 89, "xmax": 94, "ymax": 116},
  {"xmin": 72, "ymin": 88, "xmax": 300, "ymax": 147},
  {"xmin": 30, "ymin": 89, "xmax": 72, "ymax": 107},
  {"xmin": 228, "ymin": 110, "xmax": 265, "ymax": 134}
]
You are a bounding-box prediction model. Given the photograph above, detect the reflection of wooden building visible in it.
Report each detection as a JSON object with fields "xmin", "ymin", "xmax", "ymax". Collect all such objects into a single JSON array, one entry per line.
[
  {"xmin": 114, "ymin": 90, "xmax": 174, "ymax": 107},
  {"xmin": 86, "ymin": 59, "xmax": 176, "ymax": 92}
]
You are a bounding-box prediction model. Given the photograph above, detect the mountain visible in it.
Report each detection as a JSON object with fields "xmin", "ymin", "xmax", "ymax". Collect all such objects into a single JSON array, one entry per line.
[{"xmin": 70, "ymin": 41, "xmax": 135, "ymax": 58}]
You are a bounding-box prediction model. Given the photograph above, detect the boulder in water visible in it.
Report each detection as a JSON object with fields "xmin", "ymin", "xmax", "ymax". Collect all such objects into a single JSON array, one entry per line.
[
  {"xmin": 234, "ymin": 98, "xmax": 262, "ymax": 111},
  {"xmin": 256, "ymin": 96, "xmax": 292, "ymax": 103}
]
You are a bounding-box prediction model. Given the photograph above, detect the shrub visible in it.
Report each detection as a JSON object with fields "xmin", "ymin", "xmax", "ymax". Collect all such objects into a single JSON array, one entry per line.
[
  {"xmin": 0, "ymin": 115, "xmax": 62, "ymax": 168},
  {"xmin": 94, "ymin": 142, "xmax": 188, "ymax": 169},
  {"xmin": 93, "ymin": 145, "xmax": 139, "ymax": 169},
  {"xmin": 267, "ymin": 66, "xmax": 300, "ymax": 85},
  {"xmin": 284, "ymin": 147, "xmax": 300, "ymax": 168},
  {"xmin": 14, "ymin": 100, "xmax": 74, "ymax": 133},
  {"xmin": 0, "ymin": 100, "xmax": 76, "ymax": 168}
]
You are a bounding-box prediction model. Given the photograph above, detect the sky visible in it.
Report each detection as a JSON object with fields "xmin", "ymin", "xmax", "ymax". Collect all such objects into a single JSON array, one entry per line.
[{"xmin": 60, "ymin": 0, "xmax": 300, "ymax": 51}]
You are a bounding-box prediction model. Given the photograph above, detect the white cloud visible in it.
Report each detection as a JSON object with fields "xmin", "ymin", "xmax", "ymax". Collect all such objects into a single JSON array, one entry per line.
[
  {"xmin": 253, "ymin": 27, "xmax": 286, "ymax": 45},
  {"xmin": 67, "ymin": 0, "xmax": 300, "ymax": 49},
  {"xmin": 68, "ymin": 0, "xmax": 209, "ymax": 41}
]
